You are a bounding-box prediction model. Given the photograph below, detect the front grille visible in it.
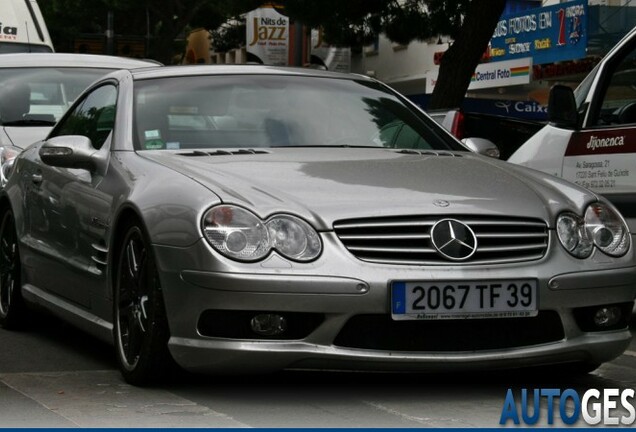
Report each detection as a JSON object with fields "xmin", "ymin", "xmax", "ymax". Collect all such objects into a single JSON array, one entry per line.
[
  {"xmin": 333, "ymin": 312, "xmax": 564, "ymax": 352},
  {"xmin": 333, "ymin": 215, "xmax": 548, "ymax": 265}
]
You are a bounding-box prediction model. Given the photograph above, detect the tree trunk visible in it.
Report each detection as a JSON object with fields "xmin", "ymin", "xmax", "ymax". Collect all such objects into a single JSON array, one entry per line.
[
  {"xmin": 428, "ymin": 0, "xmax": 506, "ymax": 110},
  {"xmin": 151, "ymin": 20, "xmax": 180, "ymax": 64}
]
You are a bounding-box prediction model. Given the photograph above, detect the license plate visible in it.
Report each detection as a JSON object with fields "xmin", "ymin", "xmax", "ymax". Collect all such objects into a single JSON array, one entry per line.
[{"xmin": 391, "ymin": 280, "xmax": 538, "ymax": 320}]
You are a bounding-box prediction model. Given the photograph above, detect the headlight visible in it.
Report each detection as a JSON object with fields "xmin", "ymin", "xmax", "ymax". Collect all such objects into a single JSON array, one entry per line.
[
  {"xmin": 202, "ymin": 205, "xmax": 322, "ymax": 262},
  {"xmin": 267, "ymin": 215, "xmax": 322, "ymax": 261},
  {"xmin": 0, "ymin": 146, "xmax": 21, "ymax": 186},
  {"xmin": 584, "ymin": 202, "xmax": 630, "ymax": 257},
  {"xmin": 557, "ymin": 202, "xmax": 630, "ymax": 258},
  {"xmin": 556, "ymin": 213, "xmax": 593, "ymax": 258},
  {"xmin": 202, "ymin": 206, "xmax": 270, "ymax": 261}
]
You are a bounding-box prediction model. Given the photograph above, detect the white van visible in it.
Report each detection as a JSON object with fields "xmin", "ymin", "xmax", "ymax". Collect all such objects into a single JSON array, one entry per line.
[
  {"xmin": 509, "ymin": 26, "xmax": 636, "ymax": 231},
  {"xmin": 0, "ymin": 0, "xmax": 54, "ymax": 53}
]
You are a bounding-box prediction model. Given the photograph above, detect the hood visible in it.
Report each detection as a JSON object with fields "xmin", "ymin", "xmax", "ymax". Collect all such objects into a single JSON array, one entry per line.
[
  {"xmin": 1, "ymin": 126, "xmax": 52, "ymax": 149},
  {"xmin": 140, "ymin": 148, "xmax": 595, "ymax": 230}
]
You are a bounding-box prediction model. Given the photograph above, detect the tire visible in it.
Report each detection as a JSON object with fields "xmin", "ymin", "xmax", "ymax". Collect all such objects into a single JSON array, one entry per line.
[
  {"xmin": 113, "ymin": 221, "xmax": 175, "ymax": 386},
  {"xmin": 0, "ymin": 209, "xmax": 26, "ymax": 329}
]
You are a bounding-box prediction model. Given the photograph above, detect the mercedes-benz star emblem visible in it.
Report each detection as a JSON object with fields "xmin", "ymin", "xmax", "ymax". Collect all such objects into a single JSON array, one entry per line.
[
  {"xmin": 430, "ymin": 219, "xmax": 478, "ymax": 261},
  {"xmin": 433, "ymin": 199, "xmax": 450, "ymax": 208}
]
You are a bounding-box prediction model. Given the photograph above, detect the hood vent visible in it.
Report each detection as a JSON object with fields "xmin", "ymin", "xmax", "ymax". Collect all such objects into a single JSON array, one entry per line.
[
  {"xmin": 178, "ymin": 149, "xmax": 270, "ymax": 157},
  {"xmin": 396, "ymin": 149, "xmax": 460, "ymax": 157}
]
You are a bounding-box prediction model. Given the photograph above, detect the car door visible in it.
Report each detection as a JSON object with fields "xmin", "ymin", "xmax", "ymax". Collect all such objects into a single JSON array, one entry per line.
[
  {"xmin": 560, "ymin": 35, "xmax": 636, "ymax": 228},
  {"xmin": 26, "ymin": 84, "xmax": 117, "ymax": 308}
]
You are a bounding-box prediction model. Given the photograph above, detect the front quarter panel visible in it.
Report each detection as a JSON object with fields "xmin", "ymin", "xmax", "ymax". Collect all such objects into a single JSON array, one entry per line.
[{"xmin": 110, "ymin": 151, "xmax": 221, "ymax": 247}]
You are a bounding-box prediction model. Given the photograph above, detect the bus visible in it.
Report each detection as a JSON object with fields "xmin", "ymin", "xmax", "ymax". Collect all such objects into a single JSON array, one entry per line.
[{"xmin": 0, "ymin": 0, "xmax": 54, "ymax": 53}]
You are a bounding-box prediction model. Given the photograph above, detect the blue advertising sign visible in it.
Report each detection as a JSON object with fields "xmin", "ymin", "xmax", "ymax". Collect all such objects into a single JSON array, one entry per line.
[
  {"xmin": 489, "ymin": 0, "xmax": 587, "ymax": 65},
  {"xmin": 462, "ymin": 98, "xmax": 547, "ymax": 121},
  {"xmin": 406, "ymin": 94, "xmax": 547, "ymax": 121}
]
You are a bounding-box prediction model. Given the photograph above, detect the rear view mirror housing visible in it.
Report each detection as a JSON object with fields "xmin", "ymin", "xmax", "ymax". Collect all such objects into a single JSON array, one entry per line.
[
  {"xmin": 40, "ymin": 135, "xmax": 96, "ymax": 171},
  {"xmin": 462, "ymin": 137, "xmax": 500, "ymax": 159},
  {"xmin": 39, "ymin": 135, "xmax": 110, "ymax": 176},
  {"xmin": 548, "ymin": 85, "xmax": 579, "ymax": 129}
]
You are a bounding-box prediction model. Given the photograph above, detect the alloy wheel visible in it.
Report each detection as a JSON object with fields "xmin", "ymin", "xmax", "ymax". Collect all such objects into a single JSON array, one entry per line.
[{"xmin": 116, "ymin": 226, "xmax": 151, "ymax": 370}]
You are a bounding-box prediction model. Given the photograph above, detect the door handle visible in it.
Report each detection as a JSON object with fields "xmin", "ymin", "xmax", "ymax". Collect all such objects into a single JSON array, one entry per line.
[{"xmin": 31, "ymin": 173, "xmax": 43, "ymax": 184}]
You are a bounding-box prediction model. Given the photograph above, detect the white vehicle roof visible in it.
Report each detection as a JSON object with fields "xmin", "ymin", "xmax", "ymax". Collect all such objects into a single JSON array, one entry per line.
[{"xmin": 0, "ymin": 53, "xmax": 160, "ymax": 69}]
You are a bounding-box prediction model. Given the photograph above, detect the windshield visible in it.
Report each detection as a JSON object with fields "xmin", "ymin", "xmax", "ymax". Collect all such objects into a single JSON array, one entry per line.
[
  {"xmin": 133, "ymin": 75, "xmax": 463, "ymax": 152},
  {"xmin": 0, "ymin": 67, "xmax": 112, "ymax": 126}
]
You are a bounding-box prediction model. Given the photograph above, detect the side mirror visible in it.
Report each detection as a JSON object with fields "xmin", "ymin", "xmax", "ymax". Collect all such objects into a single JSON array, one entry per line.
[
  {"xmin": 548, "ymin": 84, "xmax": 578, "ymax": 129},
  {"xmin": 39, "ymin": 135, "xmax": 97, "ymax": 171},
  {"xmin": 462, "ymin": 137, "xmax": 500, "ymax": 159}
]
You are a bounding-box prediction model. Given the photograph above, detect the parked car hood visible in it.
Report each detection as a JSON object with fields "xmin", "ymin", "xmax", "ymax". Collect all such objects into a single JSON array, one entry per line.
[
  {"xmin": 2, "ymin": 126, "xmax": 52, "ymax": 149},
  {"xmin": 140, "ymin": 148, "xmax": 595, "ymax": 229}
]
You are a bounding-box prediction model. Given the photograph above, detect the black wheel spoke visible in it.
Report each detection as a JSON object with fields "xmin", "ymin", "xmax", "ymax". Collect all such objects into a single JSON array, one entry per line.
[
  {"xmin": 129, "ymin": 312, "xmax": 145, "ymax": 351},
  {"xmin": 119, "ymin": 303, "xmax": 138, "ymax": 363},
  {"xmin": 0, "ymin": 210, "xmax": 22, "ymax": 326},
  {"xmin": 0, "ymin": 274, "xmax": 10, "ymax": 312},
  {"xmin": 126, "ymin": 240, "xmax": 142, "ymax": 280},
  {"xmin": 1, "ymin": 238, "xmax": 12, "ymax": 263}
]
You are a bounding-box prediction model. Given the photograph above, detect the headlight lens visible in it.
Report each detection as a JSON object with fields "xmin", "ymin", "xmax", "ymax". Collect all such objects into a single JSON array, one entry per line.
[
  {"xmin": 0, "ymin": 146, "xmax": 21, "ymax": 186},
  {"xmin": 557, "ymin": 203, "xmax": 630, "ymax": 258},
  {"xmin": 267, "ymin": 215, "xmax": 322, "ymax": 261},
  {"xmin": 584, "ymin": 203, "xmax": 630, "ymax": 257},
  {"xmin": 202, "ymin": 206, "xmax": 322, "ymax": 262},
  {"xmin": 202, "ymin": 206, "xmax": 270, "ymax": 261},
  {"xmin": 556, "ymin": 213, "xmax": 593, "ymax": 258}
]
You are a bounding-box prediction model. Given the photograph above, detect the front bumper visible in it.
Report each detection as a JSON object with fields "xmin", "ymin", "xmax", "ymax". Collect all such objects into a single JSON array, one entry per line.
[{"xmin": 153, "ymin": 234, "xmax": 636, "ymax": 373}]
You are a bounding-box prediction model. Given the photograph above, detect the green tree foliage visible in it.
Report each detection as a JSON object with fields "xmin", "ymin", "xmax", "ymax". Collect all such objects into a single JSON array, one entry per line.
[
  {"xmin": 280, "ymin": 0, "xmax": 471, "ymax": 47},
  {"xmin": 40, "ymin": 0, "xmax": 230, "ymax": 63}
]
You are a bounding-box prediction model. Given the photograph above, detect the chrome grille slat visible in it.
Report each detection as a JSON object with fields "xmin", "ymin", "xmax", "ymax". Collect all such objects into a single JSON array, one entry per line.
[
  {"xmin": 334, "ymin": 220, "xmax": 435, "ymax": 229},
  {"xmin": 477, "ymin": 244, "xmax": 547, "ymax": 253},
  {"xmin": 339, "ymin": 233, "xmax": 431, "ymax": 240},
  {"xmin": 476, "ymin": 232, "xmax": 547, "ymax": 239},
  {"xmin": 459, "ymin": 220, "xmax": 546, "ymax": 227},
  {"xmin": 347, "ymin": 246, "xmax": 436, "ymax": 253},
  {"xmin": 334, "ymin": 215, "xmax": 548, "ymax": 265}
]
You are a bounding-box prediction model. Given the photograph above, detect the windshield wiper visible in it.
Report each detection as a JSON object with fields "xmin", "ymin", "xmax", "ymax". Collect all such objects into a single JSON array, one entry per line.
[{"xmin": 1, "ymin": 119, "xmax": 57, "ymax": 127}]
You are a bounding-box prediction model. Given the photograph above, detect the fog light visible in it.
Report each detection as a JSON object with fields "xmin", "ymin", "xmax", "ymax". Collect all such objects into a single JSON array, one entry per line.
[
  {"xmin": 593, "ymin": 306, "xmax": 621, "ymax": 328},
  {"xmin": 250, "ymin": 313, "xmax": 287, "ymax": 336}
]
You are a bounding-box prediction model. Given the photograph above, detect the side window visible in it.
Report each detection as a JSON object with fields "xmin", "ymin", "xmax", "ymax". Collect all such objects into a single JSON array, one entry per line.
[
  {"xmin": 592, "ymin": 45, "xmax": 636, "ymax": 127},
  {"xmin": 394, "ymin": 124, "xmax": 431, "ymax": 149},
  {"xmin": 374, "ymin": 122, "xmax": 401, "ymax": 147},
  {"xmin": 52, "ymin": 84, "xmax": 117, "ymax": 150}
]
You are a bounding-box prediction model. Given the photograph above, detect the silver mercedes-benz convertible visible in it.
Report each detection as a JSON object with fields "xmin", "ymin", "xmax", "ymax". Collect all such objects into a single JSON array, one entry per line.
[{"xmin": 0, "ymin": 65, "xmax": 634, "ymax": 385}]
